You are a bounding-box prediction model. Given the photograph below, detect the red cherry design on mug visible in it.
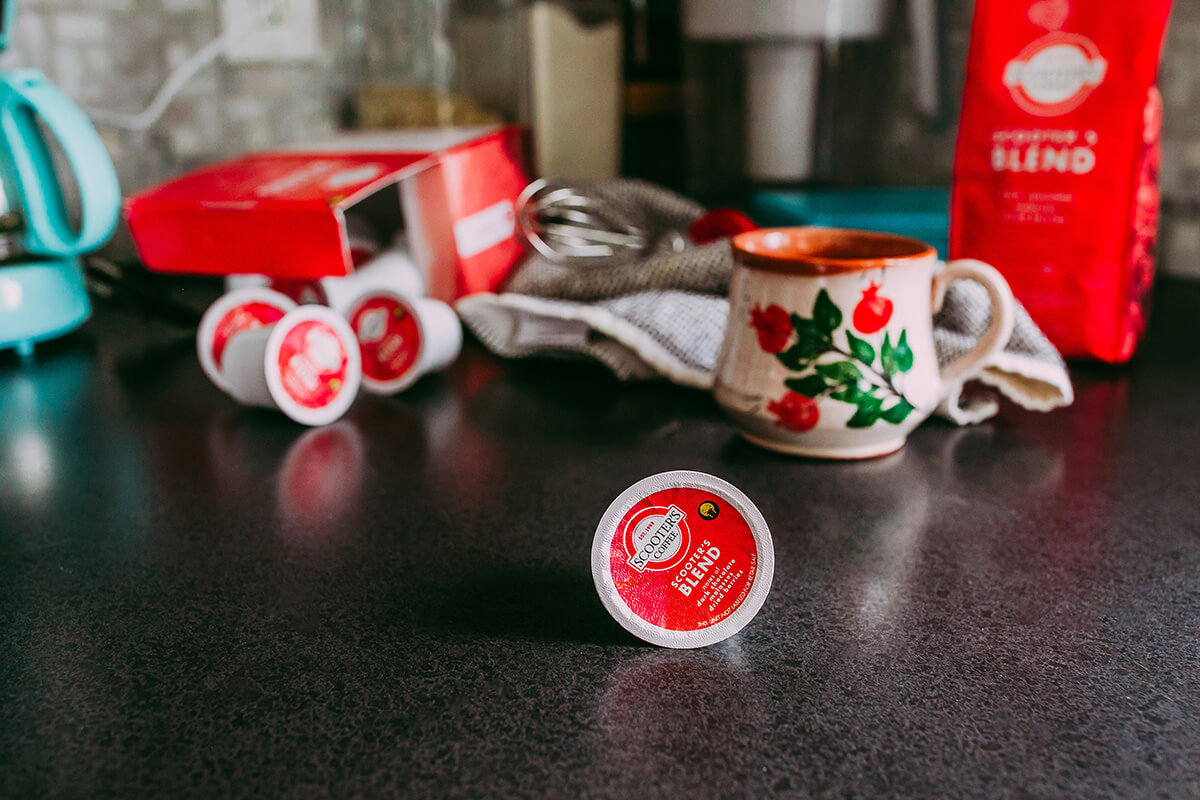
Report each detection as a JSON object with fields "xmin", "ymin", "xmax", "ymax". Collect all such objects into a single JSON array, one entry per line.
[
  {"xmin": 767, "ymin": 392, "xmax": 820, "ymax": 433},
  {"xmin": 750, "ymin": 304, "xmax": 792, "ymax": 353},
  {"xmin": 853, "ymin": 283, "xmax": 894, "ymax": 334}
]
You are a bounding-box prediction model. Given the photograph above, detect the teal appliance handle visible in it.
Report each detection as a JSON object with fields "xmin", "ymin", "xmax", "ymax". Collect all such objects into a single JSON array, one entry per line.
[
  {"xmin": 0, "ymin": 1, "xmax": 17, "ymax": 53},
  {"xmin": 0, "ymin": 69, "xmax": 121, "ymax": 257}
]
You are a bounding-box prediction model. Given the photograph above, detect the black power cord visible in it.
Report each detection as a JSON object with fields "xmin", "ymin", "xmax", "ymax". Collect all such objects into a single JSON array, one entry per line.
[{"xmin": 84, "ymin": 256, "xmax": 205, "ymax": 329}]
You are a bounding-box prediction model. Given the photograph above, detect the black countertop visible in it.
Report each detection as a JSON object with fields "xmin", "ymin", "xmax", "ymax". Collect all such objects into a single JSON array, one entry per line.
[{"xmin": 3, "ymin": 280, "xmax": 1200, "ymax": 798}]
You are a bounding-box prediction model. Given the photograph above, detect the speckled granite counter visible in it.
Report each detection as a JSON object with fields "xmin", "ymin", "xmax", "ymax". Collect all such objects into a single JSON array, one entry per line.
[{"xmin": 2, "ymin": 281, "xmax": 1199, "ymax": 798}]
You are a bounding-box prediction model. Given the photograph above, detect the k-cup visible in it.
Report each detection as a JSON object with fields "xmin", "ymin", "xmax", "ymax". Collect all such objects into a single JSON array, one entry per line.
[
  {"xmin": 322, "ymin": 243, "xmax": 426, "ymax": 315},
  {"xmin": 222, "ymin": 305, "xmax": 362, "ymax": 426},
  {"xmin": 224, "ymin": 274, "xmax": 270, "ymax": 292},
  {"xmin": 591, "ymin": 470, "xmax": 774, "ymax": 649},
  {"xmin": 343, "ymin": 289, "xmax": 461, "ymax": 395},
  {"xmin": 265, "ymin": 279, "xmax": 326, "ymax": 306},
  {"xmin": 197, "ymin": 287, "xmax": 297, "ymax": 394},
  {"xmin": 715, "ymin": 227, "xmax": 1015, "ymax": 460}
]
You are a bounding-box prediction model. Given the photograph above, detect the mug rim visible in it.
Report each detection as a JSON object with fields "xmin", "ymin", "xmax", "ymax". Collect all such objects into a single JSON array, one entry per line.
[{"xmin": 732, "ymin": 226, "xmax": 937, "ymax": 275}]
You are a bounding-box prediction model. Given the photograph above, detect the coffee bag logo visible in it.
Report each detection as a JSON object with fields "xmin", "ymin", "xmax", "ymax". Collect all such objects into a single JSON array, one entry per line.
[
  {"xmin": 1003, "ymin": 32, "xmax": 1107, "ymax": 117},
  {"xmin": 623, "ymin": 505, "xmax": 691, "ymax": 573}
]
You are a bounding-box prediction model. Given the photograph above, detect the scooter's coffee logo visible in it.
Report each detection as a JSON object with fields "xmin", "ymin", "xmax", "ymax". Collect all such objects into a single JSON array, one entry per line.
[
  {"xmin": 1003, "ymin": 32, "xmax": 1107, "ymax": 116},
  {"xmin": 623, "ymin": 505, "xmax": 690, "ymax": 573}
]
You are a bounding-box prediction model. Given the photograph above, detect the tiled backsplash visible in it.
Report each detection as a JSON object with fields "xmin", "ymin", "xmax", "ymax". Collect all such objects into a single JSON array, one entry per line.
[
  {"xmin": 3, "ymin": 0, "xmax": 352, "ymax": 192},
  {"xmin": 4, "ymin": 0, "xmax": 1199, "ymax": 278}
]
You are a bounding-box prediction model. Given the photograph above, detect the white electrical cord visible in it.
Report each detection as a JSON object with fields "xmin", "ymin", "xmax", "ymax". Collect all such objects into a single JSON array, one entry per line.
[{"xmin": 87, "ymin": 0, "xmax": 288, "ymax": 132}]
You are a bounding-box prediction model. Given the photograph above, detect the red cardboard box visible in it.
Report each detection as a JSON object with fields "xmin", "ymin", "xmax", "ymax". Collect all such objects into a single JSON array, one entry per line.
[{"xmin": 126, "ymin": 126, "xmax": 531, "ymax": 301}]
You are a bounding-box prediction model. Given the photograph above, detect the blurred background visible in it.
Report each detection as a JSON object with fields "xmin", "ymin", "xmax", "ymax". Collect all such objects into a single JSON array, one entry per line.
[{"xmin": 2, "ymin": 0, "xmax": 1196, "ymax": 279}]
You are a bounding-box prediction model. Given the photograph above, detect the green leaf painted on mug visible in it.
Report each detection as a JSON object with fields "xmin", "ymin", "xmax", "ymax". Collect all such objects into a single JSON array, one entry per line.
[
  {"xmin": 896, "ymin": 330, "xmax": 914, "ymax": 373},
  {"xmin": 816, "ymin": 361, "xmax": 862, "ymax": 384},
  {"xmin": 777, "ymin": 332, "xmax": 828, "ymax": 370},
  {"xmin": 845, "ymin": 330, "xmax": 875, "ymax": 366},
  {"xmin": 846, "ymin": 393, "xmax": 884, "ymax": 428},
  {"xmin": 881, "ymin": 398, "xmax": 916, "ymax": 425},
  {"xmin": 785, "ymin": 374, "xmax": 828, "ymax": 398},
  {"xmin": 790, "ymin": 313, "xmax": 818, "ymax": 339},
  {"xmin": 881, "ymin": 332, "xmax": 898, "ymax": 378},
  {"xmin": 775, "ymin": 346, "xmax": 808, "ymax": 371},
  {"xmin": 831, "ymin": 381, "xmax": 866, "ymax": 403},
  {"xmin": 813, "ymin": 289, "xmax": 842, "ymax": 336}
]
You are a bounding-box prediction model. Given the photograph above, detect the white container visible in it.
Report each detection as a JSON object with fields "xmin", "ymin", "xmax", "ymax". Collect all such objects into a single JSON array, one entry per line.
[
  {"xmin": 225, "ymin": 274, "xmax": 270, "ymax": 292},
  {"xmin": 222, "ymin": 305, "xmax": 362, "ymax": 426},
  {"xmin": 197, "ymin": 288, "xmax": 297, "ymax": 394},
  {"xmin": 322, "ymin": 244, "xmax": 426, "ymax": 314},
  {"xmin": 526, "ymin": 1, "xmax": 623, "ymax": 179},
  {"xmin": 343, "ymin": 289, "xmax": 462, "ymax": 395},
  {"xmin": 591, "ymin": 470, "xmax": 774, "ymax": 649},
  {"xmin": 226, "ymin": 247, "xmax": 421, "ymax": 309}
]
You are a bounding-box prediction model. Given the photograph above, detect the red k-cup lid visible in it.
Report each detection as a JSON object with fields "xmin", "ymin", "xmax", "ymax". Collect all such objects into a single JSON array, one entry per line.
[
  {"xmin": 264, "ymin": 306, "xmax": 361, "ymax": 426},
  {"xmin": 592, "ymin": 471, "xmax": 774, "ymax": 649},
  {"xmin": 346, "ymin": 291, "xmax": 423, "ymax": 394},
  {"xmin": 197, "ymin": 288, "xmax": 296, "ymax": 394}
]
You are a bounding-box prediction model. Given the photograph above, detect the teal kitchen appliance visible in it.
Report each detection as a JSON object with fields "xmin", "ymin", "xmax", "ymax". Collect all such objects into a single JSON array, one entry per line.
[
  {"xmin": 751, "ymin": 186, "xmax": 951, "ymax": 258},
  {"xmin": 0, "ymin": 0, "xmax": 121, "ymax": 357}
]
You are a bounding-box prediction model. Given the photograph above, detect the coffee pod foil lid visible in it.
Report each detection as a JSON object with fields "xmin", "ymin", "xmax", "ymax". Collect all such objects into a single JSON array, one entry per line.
[
  {"xmin": 345, "ymin": 291, "xmax": 424, "ymax": 395},
  {"xmin": 591, "ymin": 470, "xmax": 774, "ymax": 649},
  {"xmin": 197, "ymin": 288, "xmax": 296, "ymax": 394},
  {"xmin": 264, "ymin": 306, "xmax": 362, "ymax": 427}
]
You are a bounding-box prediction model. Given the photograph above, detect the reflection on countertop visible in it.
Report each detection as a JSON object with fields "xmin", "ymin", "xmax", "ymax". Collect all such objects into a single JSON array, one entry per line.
[{"xmin": 2, "ymin": 281, "xmax": 1200, "ymax": 798}]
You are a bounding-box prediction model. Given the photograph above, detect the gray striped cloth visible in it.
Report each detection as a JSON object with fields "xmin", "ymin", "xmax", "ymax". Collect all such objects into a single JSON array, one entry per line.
[{"xmin": 458, "ymin": 180, "xmax": 1072, "ymax": 425}]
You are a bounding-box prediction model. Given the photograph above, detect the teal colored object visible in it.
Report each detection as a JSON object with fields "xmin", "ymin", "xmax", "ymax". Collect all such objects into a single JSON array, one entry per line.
[
  {"xmin": 750, "ymin": 187, "xmax": 951, "ymax": 258},
  {"xmin": 0, "ymin": 64, "xmax": 122, "ymax": 355},
  {"xmin": 0, "ymin": 1, "xmax": 15, "ymax": 52},
  {"xmin": 0, "ymin": 69, "xmax": 122, "ymax": 255},
  {"xmin": 0, "ymin": 258, "xmax": 90, "ymax": 357}
]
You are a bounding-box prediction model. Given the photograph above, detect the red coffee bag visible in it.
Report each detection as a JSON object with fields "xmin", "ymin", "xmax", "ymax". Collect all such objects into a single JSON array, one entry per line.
[{"xmin": 950, "ymin": 0, "xmax": 1173, "ymax": 363}]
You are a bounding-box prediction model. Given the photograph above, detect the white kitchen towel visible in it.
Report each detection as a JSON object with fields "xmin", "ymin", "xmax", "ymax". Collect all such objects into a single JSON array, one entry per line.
[{"xmin": 458, "ymin": 180, "xmax": 1073, "ymax": 425}]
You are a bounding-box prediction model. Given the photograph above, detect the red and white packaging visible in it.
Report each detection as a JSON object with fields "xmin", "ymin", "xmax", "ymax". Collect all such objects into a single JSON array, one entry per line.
[
  {"xmin": 224, "ymin": 217, "xmax": 386, "ymax": 298},
  {"xmin": 591, "ymin": 471, "xmax": 774, "ymax": 649},
  {"xmin": 950, "ymin": 0, "xmax": 1173, "ymax": 363},
  {"xmin": 197, "ymin": 287, "xmax": 297, "ymax": 394},
  {"xmin": 222, "ymin": 306, "xmax": 362, "ymax": 426},
  {"xmin": 344, "ymin": 290, "xmax": 462, "ymax": 395},
  {"xmin": 127, "ymin": 126, "xmax": 531, "ymax": 303}
]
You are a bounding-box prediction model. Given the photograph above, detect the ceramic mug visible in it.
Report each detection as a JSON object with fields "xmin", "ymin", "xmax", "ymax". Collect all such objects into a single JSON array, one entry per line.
[{"xmin": 713, "ymin": 227, "xmax": 1016, "ymax": 459}]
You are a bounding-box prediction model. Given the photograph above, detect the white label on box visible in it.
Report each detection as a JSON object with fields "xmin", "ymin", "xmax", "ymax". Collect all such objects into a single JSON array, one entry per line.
[{"xmin": 453, "ymin": 200, "xmax": 515, "ymax": 259}]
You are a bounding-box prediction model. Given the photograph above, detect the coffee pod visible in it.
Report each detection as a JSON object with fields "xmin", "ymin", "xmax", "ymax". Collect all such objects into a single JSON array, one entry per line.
[
  {"xmin": 221, "ymin": 305, "xmax": 362, "ymax": 426},
  {"xmin": 322, "ymin": 242, "xmax": 425, "ymax": 314},
  {"xmin": 225, "ymin": 274, "xmax": 270, "ymax": 292},
  {"xmin": 591, "ymin": 470, "xmax": 774, "ymax": 649},
  {"xmin": 343, "ymin": 289, "xmax": 461, "ymax": 395},
  {"xmin": 269, "ymin": 279, "xmax": 328, "ymax": 306},
  {"xmin": 198, "ymin": 288, "xmax": 297, "ymax": 394}
]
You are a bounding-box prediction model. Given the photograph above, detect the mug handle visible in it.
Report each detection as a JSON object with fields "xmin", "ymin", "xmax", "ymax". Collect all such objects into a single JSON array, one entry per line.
[{"xmin": 931, "ymin": 259, "xmax": 1016, "ymax": 398}]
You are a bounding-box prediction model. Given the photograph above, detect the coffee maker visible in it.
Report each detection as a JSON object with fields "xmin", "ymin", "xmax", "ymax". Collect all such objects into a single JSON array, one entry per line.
[
  {"xmin": 683, "ymin": 0, "xmax": 942, "ymax": 188},
  {"xmin": 0, "ymin": 0, "xmax": 122, "ymax": 357}
]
